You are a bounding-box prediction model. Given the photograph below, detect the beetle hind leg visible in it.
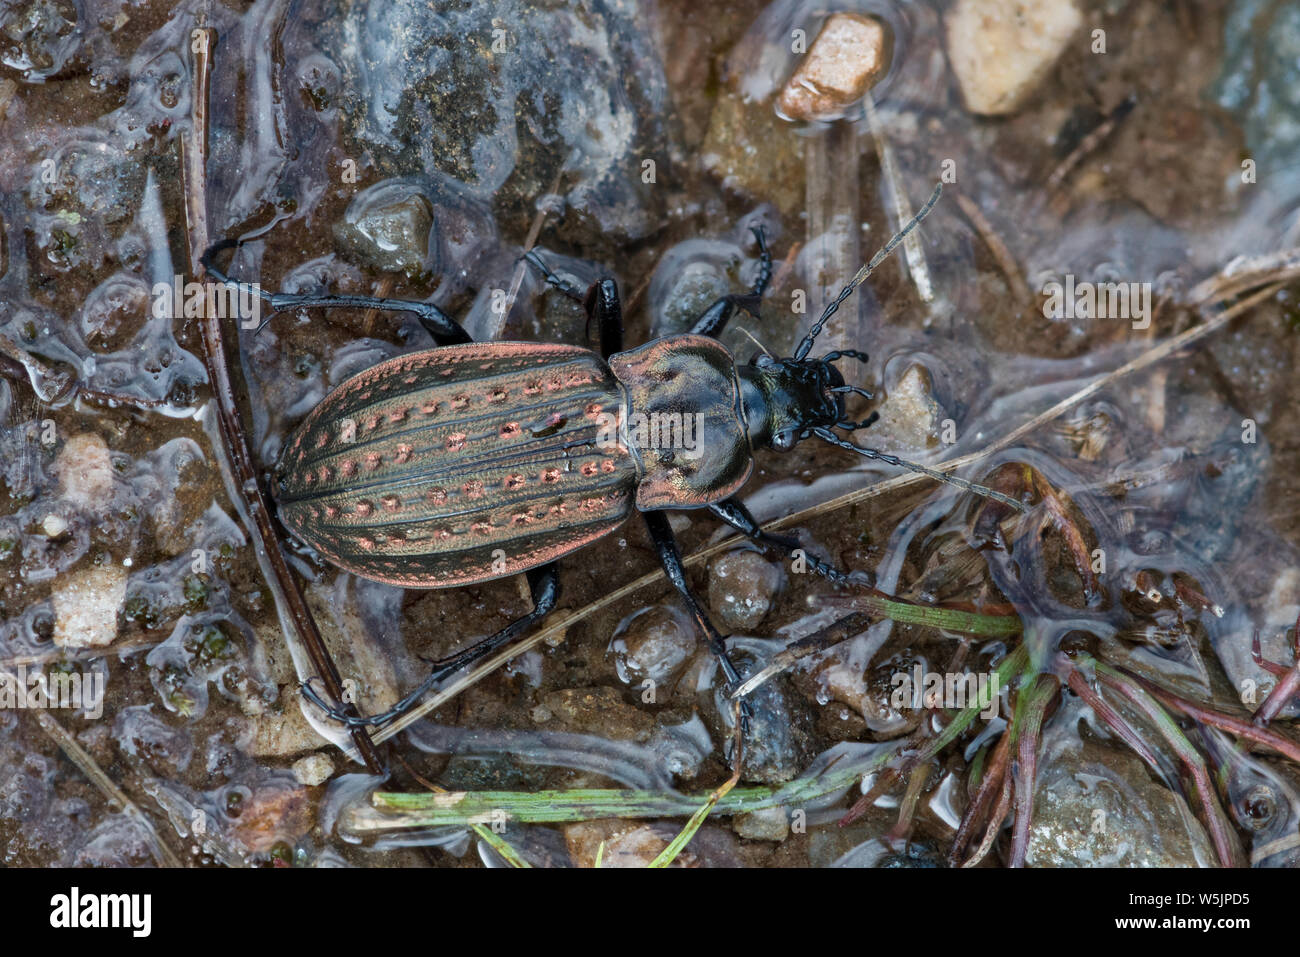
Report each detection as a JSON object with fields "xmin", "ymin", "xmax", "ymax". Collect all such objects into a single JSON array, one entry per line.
[{"xmin": 302, "ymin": 563, "xmax": 561, "ymax": 730}]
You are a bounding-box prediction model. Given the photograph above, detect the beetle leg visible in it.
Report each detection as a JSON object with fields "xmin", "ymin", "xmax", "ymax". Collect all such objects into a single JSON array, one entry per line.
[
  {"xmin": 522, "ymin": 250, "xmax": 586, "ymax": 302},
  {"xmin": 642, "ymin": 512, "xmax": 753, "ymax": 727},
  {"xmin": 688, "ymin": 226, "xmax": 772, "ymax": 339},
  {"xmin": 201, "ymin": 239, "xmax": 474, "ymax": 345},
  {"xmin": 302, "ymin": 563, "xmax": 561, "ymax": 729},
  {"xmin": 586, "ymin": 278, "xmax": 625, "ymax": 359},
  {"xmin": 708, "ymin": 498, "xmax": 854, "ymax": 585}
]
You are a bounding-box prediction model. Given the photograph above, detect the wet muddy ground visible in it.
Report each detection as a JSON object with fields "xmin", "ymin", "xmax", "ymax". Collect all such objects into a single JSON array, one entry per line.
[{"xmin": 1, "ymin": 0, "xmax": 1299, "ymax": 867}]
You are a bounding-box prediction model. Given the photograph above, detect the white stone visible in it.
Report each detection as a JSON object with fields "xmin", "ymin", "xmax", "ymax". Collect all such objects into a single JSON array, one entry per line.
[
  {"xmin": 56, "ymin": 433, "xmax": 116, "ymax": 508},
  {"xmin": 53, "ymin": 564, "xmax": 127, "ymax": 648},
  {"xmin": 945, "ymin": 0, "xmax": 1083, "ymax": 115},
  {"xmin": 291, "ymin": 753, "xmax": 336, "ymax": 787}
]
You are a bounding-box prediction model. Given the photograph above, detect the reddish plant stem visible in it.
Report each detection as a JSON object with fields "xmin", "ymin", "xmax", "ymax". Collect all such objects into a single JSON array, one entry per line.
[
  {"xmin": 949, "ymin": 725, "xmax": 1013, "ymax": 865},
  {"xmin": 887, "ymin": 761, "xmax": 931, "ymax": 843},
  {"xmin": 1251, "ymin": 613, "xmax": 1300, "ymax": 727},
  {"xmin": 1097, "ymin": 669, "xmax": 1243, "ymax": 867},
  {"xmin": 1029, "ymin": 470, "xmax": 1100, "ymax": 602},
  {"xmin": 1009, "ymin": 675, "xmax": 1058, "ymax": 867},
  {"xmin": 1060, "ymin": 663, "xmax": 1163, "ymax": 768},
  {"xmin": 839, "ymin": 766, "xmax": 902, "ymax": 828},
  {"xmin": 965, "ymin": 771, "xmax": 1014, "ymax": 868},
  {"xmin": 1134, "ymin": 677, "xmax": 1300, "ymax": 765}
]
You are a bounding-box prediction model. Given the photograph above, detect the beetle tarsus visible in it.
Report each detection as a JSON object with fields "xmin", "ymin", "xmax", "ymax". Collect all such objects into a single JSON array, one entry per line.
[{"xmin": 523, "ymin": 249, "xmax": 586, "ymax": 302}]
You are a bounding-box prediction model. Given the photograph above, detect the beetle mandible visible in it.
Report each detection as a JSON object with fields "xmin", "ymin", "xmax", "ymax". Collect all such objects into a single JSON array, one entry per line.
[{"xmin": 202, "ymin": 183, "xmax": 1024, "ymax": 730}]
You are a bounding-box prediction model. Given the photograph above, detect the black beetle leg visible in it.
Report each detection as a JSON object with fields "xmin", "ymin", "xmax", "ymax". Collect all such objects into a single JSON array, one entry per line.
[
  {"xmin": 688, "ymin": 225, "xmax": 772, "ymax": 339},
  {"xmin": 585, "ymin": 278, "xmax": 624, "ymax": 359},
  {"xmin": 302, "ymin": 563, "xmax": 561, "ymax": 730},
  {"xmin": 522, "ymin": 250, "xmax": 586, "ymax": 303},
  {"xmin": 201, "ymin": 239, "xmax": 474, "ymax": 345},
  {"xmin": 708, "ymin": 498, "xmax": 855, "ymax": 586},
  {"xmin": 642, "ymin": 512, "xmax": 753, "ymax": 729},
  {"xmin": 523, "ymin": 251, "xmax": 624, "ymax": 357}
]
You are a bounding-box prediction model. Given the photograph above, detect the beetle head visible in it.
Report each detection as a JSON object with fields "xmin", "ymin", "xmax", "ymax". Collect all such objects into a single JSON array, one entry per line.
[{"xmin": 744, "ymin": 352, "xmax": 862, "ymax": 451}]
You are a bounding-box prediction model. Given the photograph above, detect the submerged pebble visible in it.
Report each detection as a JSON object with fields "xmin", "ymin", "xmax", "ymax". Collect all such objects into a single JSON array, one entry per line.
[
  {"xmin": 52, "ymin": 563, "xmax": 126, "ymax": 648},
  {"xmin": 776, "ymin": 13, "xmax": 890, "ymax": 122},
  {"xmin": 610, "ymin": 604, "xmax": 695, "ymax": 687},
  {"xmin": 944, "ymin": 0, "xmax": 1082, "ymax": 115},
  {"xmin": 1026, "ymin": 734, "xmax": 1214, "ymax": 867},
  {"xmin": 707, "ymin": 550, "xmax": 784, "ymax": 634}
]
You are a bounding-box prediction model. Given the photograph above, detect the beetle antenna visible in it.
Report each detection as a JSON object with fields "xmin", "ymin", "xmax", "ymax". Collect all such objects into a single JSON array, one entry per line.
[
  {"xmin": 794, "ymin": 184, "xmax": 942, "ymax": 361},
  {"xmin": 810, "ymin": 426, "xmax": 1027, "ymax": 512}
]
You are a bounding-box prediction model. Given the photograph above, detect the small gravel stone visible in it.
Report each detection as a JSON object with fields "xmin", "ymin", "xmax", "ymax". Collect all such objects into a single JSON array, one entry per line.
[
  {"xmin": 55, "ymin": 433, "xmax": 115, "ymax": 508},
  {"xmin": 291, "ymin": 753, "xmax": 335, "ymax": 787},
  {"xmin": 944, "ymin": 0, "xmax": 1083, "ymax": 116},
  {"xmin": 52, "ymin": 564, "xmax": 127, "ymax": 648},
  {"xmin": 869, "ymin": 365, "xmax": 944, "ymax": 452},
  {"xmin": 777, "ymin": 13, "xmax": 890, "ymax": 121},
  {"xmin": 610, "ymin": 604, "xmax": 695, "ymax": 687},
  {"xmin": 708, "ymin": 550, "xmax": 783, "ymax": 633},
  {"xmin": 334, "ymin": 182, "xmax": 436, "ymax": 276},
  {"xmin": 733, "ymin": 807, "xmax": 789, "ymax": 842},
  {"xmin": 540, "ymin": 686, "xmax": 654, "ymax": 742}
]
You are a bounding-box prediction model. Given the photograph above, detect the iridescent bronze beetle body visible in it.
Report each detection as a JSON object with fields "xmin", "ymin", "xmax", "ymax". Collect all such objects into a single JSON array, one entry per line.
[{"xmin": 204, "ymin": 184, "xmax": 1020, "ymax": 729}]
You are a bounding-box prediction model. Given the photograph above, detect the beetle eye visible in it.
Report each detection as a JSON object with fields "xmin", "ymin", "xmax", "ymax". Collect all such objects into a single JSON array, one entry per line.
[{"xmin": 771, "ymin": 430, "xmax": 796, "ymax": 451}]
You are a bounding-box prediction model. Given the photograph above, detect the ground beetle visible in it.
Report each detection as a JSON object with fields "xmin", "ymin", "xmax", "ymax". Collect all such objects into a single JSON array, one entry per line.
[{"xmin": 202, "ymin": 183, "xmax": 1023, "ymax": 729}]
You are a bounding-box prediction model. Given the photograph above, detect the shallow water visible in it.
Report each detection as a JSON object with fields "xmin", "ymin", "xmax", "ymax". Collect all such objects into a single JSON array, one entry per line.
[{"xmin": 0, "ymin": 0, "xmax": 1298, "ymax": 867}]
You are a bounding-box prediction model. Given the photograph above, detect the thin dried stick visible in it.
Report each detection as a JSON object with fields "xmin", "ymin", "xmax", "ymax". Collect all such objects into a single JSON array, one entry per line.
[
  {"xmin": 27, "ymin": 707, "xmax": 182, "ymax": 867},
  {"xmin": 954, "ymin": 191, "xmax": 1031, "ymax": 307},
  {"xmin": 179, "ymin": 25, "xmax": 381, "ymax": 771},
  {"xmin": 865, "ymin": 93, "xmax": 931, "ymax": 302}
]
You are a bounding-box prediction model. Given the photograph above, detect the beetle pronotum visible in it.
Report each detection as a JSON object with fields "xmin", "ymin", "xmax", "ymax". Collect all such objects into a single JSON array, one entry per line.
[{"xmin": 203, "ymin": 183, "xmax": 1025, "ymax": 729}]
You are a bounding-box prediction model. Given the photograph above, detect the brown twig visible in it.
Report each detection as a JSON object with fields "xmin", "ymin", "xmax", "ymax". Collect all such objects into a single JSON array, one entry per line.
[
  {"xmin": 1029, "ymin": 468, "xmax": 1101, "ymax": 603},
  {"xmin": 179, "ymin": 25, "xmax": 381, "ymax": 772},
  {"xmin": 27, "ymin": 707, "xmax": 182, "ymax": 867},
  {"xmin": 1044, "ymin": 94, "xmax": 1137, "ymax": 195},
  {"xmin": 954, "ymin": 191, "xmax": 1031, "ymax": 307}
]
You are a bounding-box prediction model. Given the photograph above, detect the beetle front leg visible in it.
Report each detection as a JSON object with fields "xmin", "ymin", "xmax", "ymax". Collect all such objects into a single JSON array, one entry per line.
[
  {"xmin": 523, "ymin": 252, "xmax": 624, "ymax": 358},
  {"xmin": 302, "ymin": 563, "xmax": 561, "ymax": 729},
  {"xmin": 201, "ymin": 239, "xmax": 474, "ymax": 345},
  {"xmin": 708, "ymin": 497, "xmax": 854, "ymax": 586},
  {"xmin": 642, "ymin": 512, "xmax": 752, "ymax": 726},
  {"xmin": 688, "ymin": 226, "xmax": 772, "ymax": 339}
]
